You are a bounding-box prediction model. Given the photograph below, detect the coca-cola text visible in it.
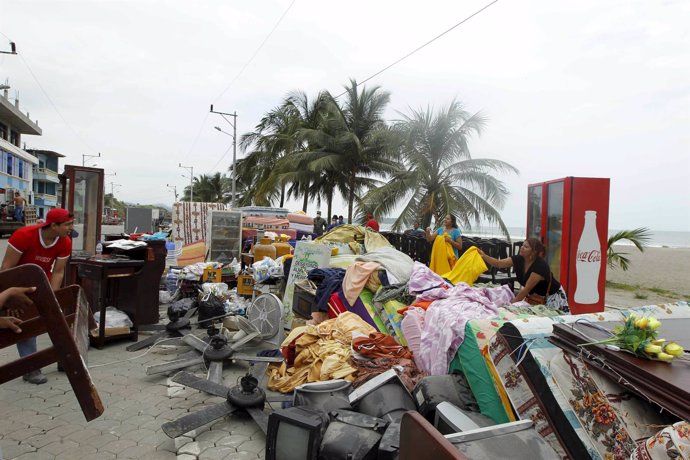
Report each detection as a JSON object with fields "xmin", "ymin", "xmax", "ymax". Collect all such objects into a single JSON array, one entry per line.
[{"xmin": 576, "ymin": 250, "xmax": 601, "ymax": 263}]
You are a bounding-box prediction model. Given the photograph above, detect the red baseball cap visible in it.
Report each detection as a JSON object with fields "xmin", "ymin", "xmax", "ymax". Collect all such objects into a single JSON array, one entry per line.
[{"xmin": 44, "ymin": 208, "xmax": 75, "ymax": 226}]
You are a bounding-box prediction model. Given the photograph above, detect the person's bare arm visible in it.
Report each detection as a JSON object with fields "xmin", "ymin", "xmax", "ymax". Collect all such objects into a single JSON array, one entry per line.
[
  {"xmin": 513, "ymin": 272, "xmax": 544, "ymax": 303},
  {"xmin": 1, "ymin": 246, "xmax": 22, "ymax": 271},
  {"xmin": 425, "ymin": 228, "xmax": 436, "ymax": 243},
  {"xmin": 445, "ymin": 234, "xmax": 463, "ymax": 252},
  {"xmin": 50, "ymin": 258, "xmax": 69, "ymax": 290},
  {"xmin": 477, "ymin": 249, "xmax": 513, "ymax": 269}
]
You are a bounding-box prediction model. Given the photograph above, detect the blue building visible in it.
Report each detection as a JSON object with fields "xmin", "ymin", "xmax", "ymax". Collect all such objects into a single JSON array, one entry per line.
[
  {"xmin": 0, "ymin": 84, "xmax": 40, "ymax": 209},
  {"xmin": 27, "ymin": 149, "xmax": 64, "ymax": 219}
]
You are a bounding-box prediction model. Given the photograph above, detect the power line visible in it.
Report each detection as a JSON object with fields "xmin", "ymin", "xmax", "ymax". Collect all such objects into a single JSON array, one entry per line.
[
  {"xmin": 179, "ymin": 0, "xmax": 295, "ymax": 164},
  {"xmin": 18, "ymin": 53, "xmax": 96, "ymax": 153},
  {"xmin": 213, "ymin": 0, "xmax": 296, "ymax": 102},
  {"xmin": 335, "ymin": 0, "xmax": 500, "ymax": 98}
]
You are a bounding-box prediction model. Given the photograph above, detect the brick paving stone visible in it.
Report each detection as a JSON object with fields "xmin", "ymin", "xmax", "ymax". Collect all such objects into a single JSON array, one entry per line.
[
  {"xmin": 117, "ymin": 444, "xmax": 161, "ymax": 459},
  {"xmin": 5, "ymin": 426, "xmax": 43, "ymax": 442},
  {"xmin": 156, "ymin": 407, "xmax": 188, "ymax": 422},
  {"xmin": 23, "ymin": 432, "xmax": 62, "ymax": 449},
  {"xmin": 178, "ymin": 441, "xmax": 204, "ymax": 456},
  {"xmin": 80, "ymin": 432, "xmax": 118, "ymax": 449},
  {"xmin": 154, "ymin": 435, "xmax": 177, "ymax": 453},
  {"xmin": 0, "ymin": 418, "xmax": 28, "ymax": 431},
  {"xmin": 79, "ymin": 453, "xmax": 115, "ymax": 460},
  {"xmin": 216, "ymin": 435, "xmax": 251, "ymax": 449},
  {"xmin": 226, "ymin": 451, "xmax": 260, "ymax": 460},
  {"xmin": 177, "ymin": 455, "xmax": 196, "ymax": 460},
  {"xmin": 53, "ymin": 445, "xmax": 98, "ymax": 460},
  {"xmin": 230, "ymin": 422, "xmax": 262, "ymax": 437},
  {"xmin": 0, "ymin": 440, "xmax": 36, "ymax": 459},
  {"xmin": 123, "ymin": 414, "xmax": 156, "ymax": 428},
  {"xmin": 29, "ymin": 417, "xmax": 67, "ymax": 433},
  {"xmin": 108, "ymin": 422, "xmax": 138, "ymax": 437},
  {"xmin": 39, "ymin": 405, "xmax": 76, "ymax": 418},
  {"xmin": 118, "ymin": 427, "xmax": 156, "ymax": 443},
  {"xmin": 45, "ymin": 424, "xmax": 83, "ymax": 438},
  {"xmin": 55, "ymin": 409, "xmax": 89, "ymax": 425},
  {"xmin": 8, "ymin": 410, "xmax": 39, "ymax": 423},
  {"xmin": 130, "ymin": 450, "xmax": 176, "ymax": 460},
  {"xmin": 14, "ymin": 397, "xmax": 50, "ymax": 411},
  {"xmin": 87, "ymin": 418, "xmax": 122, "ymax": 433},
  {"xmin": 40, "ymin": 439, "xmax": 80, "ymax": 456},
  {"xmin": 99, "ymin": 438, "xmax": 137, "ymax": 454},
  {"xmin": 14, "ymin": 451, "xmax": 56, "ymax": 460},
  {"xmin": 63, "ymin": 428, "xmax": 101, "ymax": 443},
  {"xmin": 237, "ymin": 439, "xmax": 264, "ymax": 454},
  {"xmin": 199, "ymin": 446, "xmax": 239, "ymax": 459},
  {"xmin": 195, "ymin": 429, "xmax": 228, "ymax": 444}
]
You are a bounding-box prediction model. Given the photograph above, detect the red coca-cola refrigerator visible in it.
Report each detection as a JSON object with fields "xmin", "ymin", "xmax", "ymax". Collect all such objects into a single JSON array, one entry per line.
[{"xmin": 526, "ymin": 177, "xmax": 610, "ymax": 314}]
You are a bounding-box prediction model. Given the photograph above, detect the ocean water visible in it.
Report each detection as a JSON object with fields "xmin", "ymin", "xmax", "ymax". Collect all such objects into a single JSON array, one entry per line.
[{"xmin": 379, "ymin": 222, "xmax": 690, "ymax": 249}]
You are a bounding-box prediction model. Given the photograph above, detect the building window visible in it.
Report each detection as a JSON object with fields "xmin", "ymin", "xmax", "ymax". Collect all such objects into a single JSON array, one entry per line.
[
  {"xmin": 0, "ymin": 122, "xmax": 7, "ymax": 140},
  {"xmin": 6, "ymin": 152, "xmax": 12, "ymax": 176},
  {"xmin": 18, "ymin": 160, "xmax": 24, "ymax": 178},
  {"xmin": 9, "ymin": 130, "xmax": 18, "ymax": 146}
]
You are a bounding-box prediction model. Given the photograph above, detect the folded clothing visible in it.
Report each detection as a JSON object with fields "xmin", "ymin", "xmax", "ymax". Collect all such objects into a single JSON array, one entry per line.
[{"xmin": 307, "ymin": 268, "xmax": 346, "ymax": 313}]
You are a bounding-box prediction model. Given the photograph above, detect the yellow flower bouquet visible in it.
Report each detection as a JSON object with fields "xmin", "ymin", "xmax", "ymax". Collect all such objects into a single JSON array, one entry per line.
[{"xmin": 580, "ymin": 313, "xmax": 687, "ymax": 362}]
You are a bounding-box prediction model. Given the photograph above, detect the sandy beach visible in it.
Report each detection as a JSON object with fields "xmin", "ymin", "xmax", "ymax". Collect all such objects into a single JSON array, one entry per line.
[{"xmin": 605, "ymin": 245, "xmax": 690, "ymax": 307}]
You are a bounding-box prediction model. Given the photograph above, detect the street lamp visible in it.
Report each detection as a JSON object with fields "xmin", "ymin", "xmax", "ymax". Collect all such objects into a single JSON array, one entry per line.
[
  {"xmin": 210, "ymin": 105, "xmax": 238, "ymax": 208},
  {"xmin": 179, "ymin": 163, "xmax": 194, "ymax": 203},
  {"xmin": 82, "ymin": 152, "xmax": 101, "ymax": 166},
  {"xmin": 166, "ymin": 183, "xmax": 179, "ymax": 202}
]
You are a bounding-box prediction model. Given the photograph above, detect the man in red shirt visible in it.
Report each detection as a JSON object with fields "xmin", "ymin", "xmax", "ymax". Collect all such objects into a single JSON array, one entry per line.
[
  {"xmin": 1, "ymin": 208, "xmax": 74, "ymax": 384},
  {"xmin": 365, "ymin": 214, "xmax": 380, "ymax": 232}
]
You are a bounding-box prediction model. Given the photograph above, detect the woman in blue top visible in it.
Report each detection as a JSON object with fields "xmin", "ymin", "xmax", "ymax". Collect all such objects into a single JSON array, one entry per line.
[{"xmin": 425, "ymin": 214, "xmax": 463, "ymax": 258}]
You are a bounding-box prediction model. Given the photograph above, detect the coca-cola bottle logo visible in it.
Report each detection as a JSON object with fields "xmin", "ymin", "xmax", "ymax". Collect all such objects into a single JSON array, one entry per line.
[{"xmin": 577, "ymin": 249, "xmax": 601, "ymax": 263}]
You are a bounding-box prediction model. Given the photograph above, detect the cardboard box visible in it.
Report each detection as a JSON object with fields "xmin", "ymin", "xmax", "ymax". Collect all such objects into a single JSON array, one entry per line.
[{"xmin": 90, "ymin": 327, "xmax": 130, "ymax": 337}]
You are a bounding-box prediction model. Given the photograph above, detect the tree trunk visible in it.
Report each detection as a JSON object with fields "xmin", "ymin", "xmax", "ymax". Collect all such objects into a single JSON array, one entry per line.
[
  {"xmin": 279, "ymin": 184, "xmax": 285, "ymax": 208},
  {"xmin": 347, "ymin": 170, "xmax": 355, "ymax": 223},
  {"xmin": 302, "ymin": 186, "xmax": 308, "ymax": 212}
]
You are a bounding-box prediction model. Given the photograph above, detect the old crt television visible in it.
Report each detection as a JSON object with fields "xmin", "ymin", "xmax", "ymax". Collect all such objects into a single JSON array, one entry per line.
[
  {"xmin": 434, "ymin": 401, "xmax": 481, "ymax": 435},
  {"xmin": 265, "ymin": 406, "xmax": 330, "ymax": 460}
]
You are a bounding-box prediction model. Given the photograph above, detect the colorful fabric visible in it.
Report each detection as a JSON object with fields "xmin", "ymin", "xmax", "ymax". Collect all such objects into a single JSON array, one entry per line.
[
  {"xmin": 7, "ymin": 224, "xmax": 71, "ymax": 277},
  {"xmin": 314, "ymin": 224, "xmax": 392, "ymax": 251},
  {"xmin": 371, "ymin": 296, "xmax": 408, "ymax": 346},
  {"xmin": 407, "ymin": 261, "xmax": 451, "ymax": 296},
  {"xmin": 442, "ymin": 246, "xmax": 488, "ymax": 286},
  {"xmin": 429, "ymin": 235, "xmax": 456, "ymax": 276},
  {"xmin": 176, "ymin": 240, "xmax": 207, "ymax": 266},
  {"xmin": 401, "ymin": 307, "xmax": 425, "ymax": 370},
  {"xmin": 632, "ymin": 422, "xmax": 690, "ymax": 460},
  {"xmin": 172, "ymin": 201, "xmax": 228, "ymax": 245},
  {"xmin": 342, "ymin": 261, "xmax": 380, "ymax": 306},
  {"xmin": 352, "ymin": 332, "xmax": 411, "ymax": 359},
  {"xmin": 358, "ymin": 289, "xmax": 387, "ymax": 333},
  {"xmin": 356, "ymin": 246, "xmax": 414, "ymax": 284},
  {"xmin": 436, "ymin": 227, "xmax": 462, "ymax": 258}
]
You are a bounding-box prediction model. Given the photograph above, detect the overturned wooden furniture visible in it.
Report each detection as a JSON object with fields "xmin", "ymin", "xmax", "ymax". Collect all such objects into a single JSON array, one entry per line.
[{"xmin": 0, "ymin": 264, "xmax": 105, "ymax": 421}]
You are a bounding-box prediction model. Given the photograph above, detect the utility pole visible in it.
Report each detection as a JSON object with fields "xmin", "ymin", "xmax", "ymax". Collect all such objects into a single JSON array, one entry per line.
[
  {"xmin": 210, "ymin": 105, "xmax": 238, "ymax": 208},
  {"xmin": 166, "ymin": 183, "xmax": 179, "ymax": 202},
  {"xmin": 179, "ymin": 163, "xmax": 194, "ymax": 202},
  {"xmin": 82, "ymin": 152, "xmax": 101, "ymax": 166}
]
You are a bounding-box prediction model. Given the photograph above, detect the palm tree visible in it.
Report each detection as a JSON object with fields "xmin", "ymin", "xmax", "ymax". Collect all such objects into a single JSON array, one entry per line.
[
  {"xmin": 181, "ymin": 173, "xmax": 230, "ymax": 203},
  {"xmin": 296, "ymin": 79, "xmax": 399, "ymax": 222},
  {"xmin": 239, "ymin": 90, "xmax": 330, "ymax": 209},
  {"xmin": 361, "ymin": 101, "xmax": 518, "ymax": 235},
  {"xmin": 607, "ymin": 227, "xmax": 652, "ymax": 271}
]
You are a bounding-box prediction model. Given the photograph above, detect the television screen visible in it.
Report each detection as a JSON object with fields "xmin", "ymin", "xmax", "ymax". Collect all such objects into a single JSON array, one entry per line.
[
  {"xmin": 265, "ymin": 407, "xmax": 330, "ymax": 460},
  {"xmin": 433, "ymin": 401, "xmax": 481, "ymax": 435}
]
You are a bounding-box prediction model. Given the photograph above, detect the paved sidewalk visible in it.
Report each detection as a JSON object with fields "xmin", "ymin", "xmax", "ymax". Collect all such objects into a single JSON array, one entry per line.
[{"xmin": 0, "ymin": 318, "xmax": 269, "ymax": 459}]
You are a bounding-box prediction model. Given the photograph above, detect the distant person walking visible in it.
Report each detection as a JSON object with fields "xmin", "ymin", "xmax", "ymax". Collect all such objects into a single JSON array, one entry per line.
[
  {"xmin": 338, "ymin": 215, "xmax": 344, "ymax": 225},
  {"xmin": 1, "ymin": 208, "xmax": 74, "ymax": 384},
  {"xmin": 313, "ymin": 211, "xmax": 327, "ymax": 236},
  {"xmin": 13, "ymin": 192, "xmax": 27, "ymax": 223},
  {"xmin": 365, "ymin": 214, "xmax": 379, "ymax": 232}
]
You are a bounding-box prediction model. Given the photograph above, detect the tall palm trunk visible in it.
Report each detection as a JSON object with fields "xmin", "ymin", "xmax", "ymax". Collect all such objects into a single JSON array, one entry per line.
[
  {"xmin": 347, "ymin": 171, "xmax": 356, "ymax": 224},
  {"xmin": 279, "ymin": 184, "xmax": 285, "ymax": 208}
]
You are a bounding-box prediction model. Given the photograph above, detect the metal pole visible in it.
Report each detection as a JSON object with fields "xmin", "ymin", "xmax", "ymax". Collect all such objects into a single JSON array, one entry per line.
[
  {"xmin": 232, "ymin": 111, "xmax": 237, "ymax": 208},
  {"xmin": 179, "ymin": 163, "xmax": 194, "ymax": 202}
]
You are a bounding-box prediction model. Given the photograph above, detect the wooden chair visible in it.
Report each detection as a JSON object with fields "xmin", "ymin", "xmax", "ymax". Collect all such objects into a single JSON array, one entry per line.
[{"xmin": 0, "ymin": 264, "xmax": 104, "ymax": 421}]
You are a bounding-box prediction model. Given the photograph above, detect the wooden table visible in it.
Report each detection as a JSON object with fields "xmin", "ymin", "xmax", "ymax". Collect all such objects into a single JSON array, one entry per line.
[{"xmin": 69, "ymin": 256, "xmax": 144, "ymax": 349}]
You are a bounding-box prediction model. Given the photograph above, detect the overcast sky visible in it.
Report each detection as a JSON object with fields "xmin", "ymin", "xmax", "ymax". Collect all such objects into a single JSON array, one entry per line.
[{"xmin": 1, "ymin": 0, "xmax": 688, "ymax": 231}]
